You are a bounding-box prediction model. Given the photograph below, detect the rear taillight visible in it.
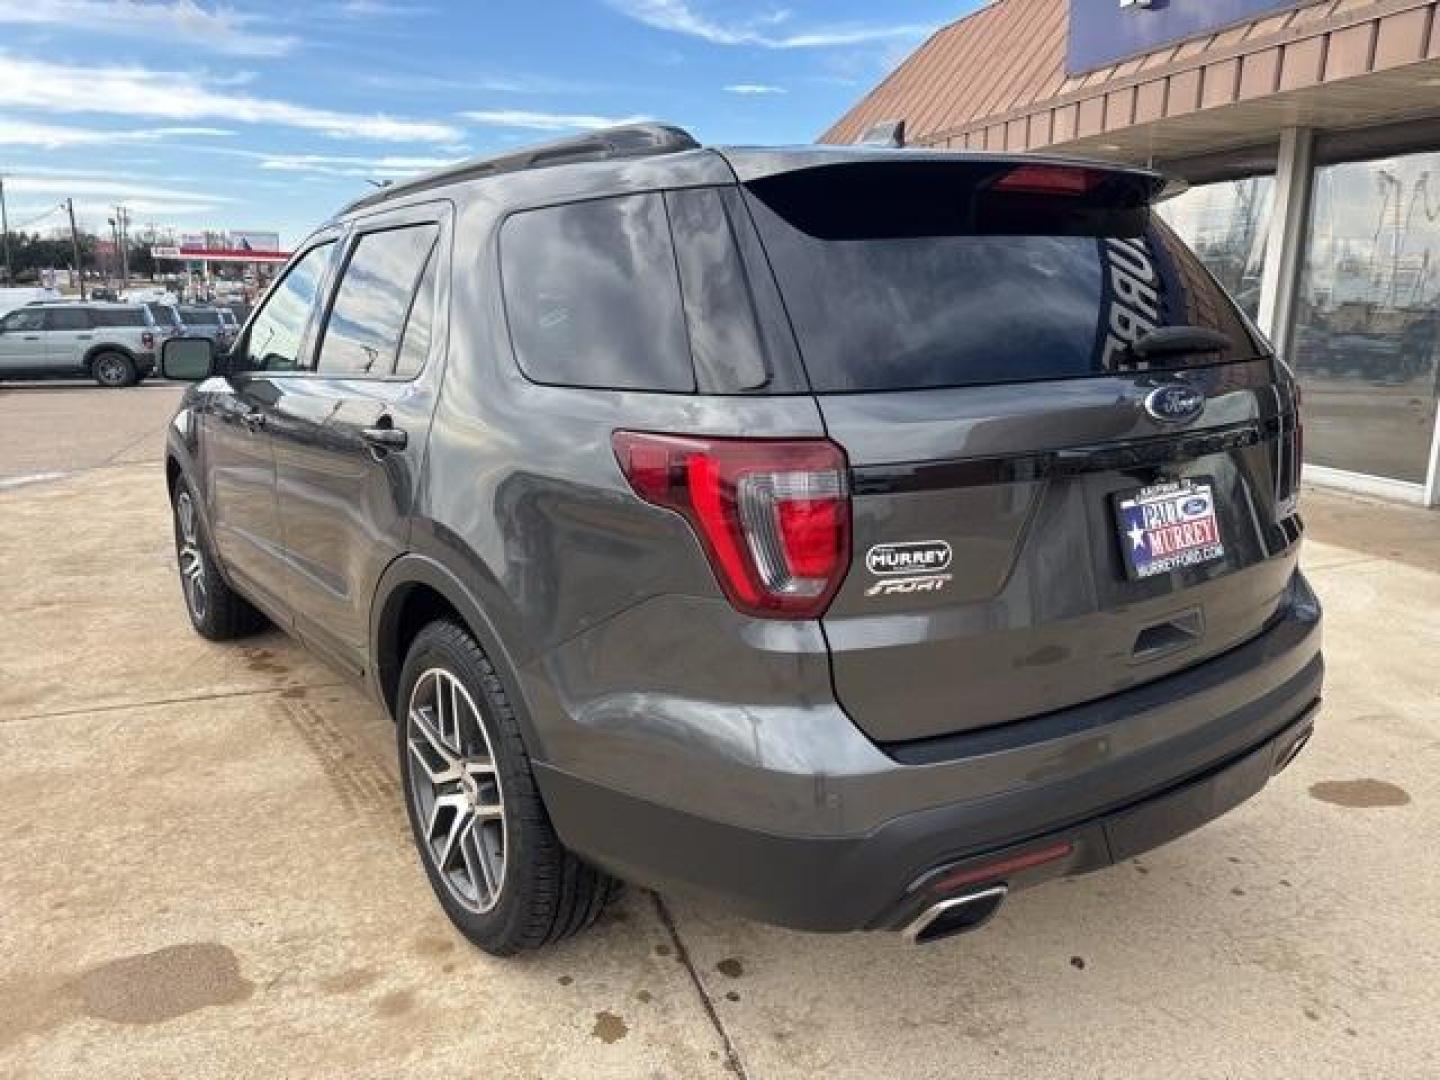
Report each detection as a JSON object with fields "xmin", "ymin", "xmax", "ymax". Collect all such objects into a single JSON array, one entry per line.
[
  {"xmin": 612, "ymin": 431, "xmax": 850, "ymax": 619},
  {"xmin": 141, "ymin": 331, "xmax": 155, "ymax": 348}
]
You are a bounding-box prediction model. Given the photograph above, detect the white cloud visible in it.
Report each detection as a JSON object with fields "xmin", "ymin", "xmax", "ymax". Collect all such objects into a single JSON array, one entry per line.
[
  {"xmin": 725, "ymin": 83, "xmax": 786, "ymax": 95},
  {"xmin": 0, "ymin": 119, "xmax": 158, "ymax": 148},
  {"xmin": 608, "ymin": 0, "xmax": 933, "ymax": 49},
  {"xmin": 0, "ymin": 0, "xmax": 297, "ymax": 57},
  {"xmin": 0, "ymin": 117, "xmax": 233, "ymax": 147},
  {"xmin": 335, "ymin": 0, "xmax": 433, "ymax": 14},
  {"xmin": 4, "ymin": 172, "xmax": 233, "ymax": 207},
  {"xmin": 459, "ymin": 110, "xmax": 651, "ymax": 132},
  {"xmin": 11, "ymin": 199, "xmax": 225, "ymax": 224},
  {"xmin": 254, "ymin": 151, "xmax": 462, "ymax": 178},
  {"xmin": 360, "ymin": 71, "xmax": 605, "ymax": 97},
  {"xmin": 0, "ymin": 55, "xmax": 463, "ymax": 143}
]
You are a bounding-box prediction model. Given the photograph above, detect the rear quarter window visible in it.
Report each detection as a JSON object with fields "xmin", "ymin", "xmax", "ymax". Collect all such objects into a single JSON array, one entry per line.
[
  {"xmin": 91, "ymin": 308, "xmax": 148, "ymax": 328},
  {"xmin": 500, "ymin": 193, "xmax": 694, "ymax": 392}
]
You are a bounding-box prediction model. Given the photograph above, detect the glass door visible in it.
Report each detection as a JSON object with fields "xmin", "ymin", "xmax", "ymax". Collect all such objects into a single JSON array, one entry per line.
[{"xmin": 1292, "ymin": 153, "xmax": 1440, "ymax": 487}]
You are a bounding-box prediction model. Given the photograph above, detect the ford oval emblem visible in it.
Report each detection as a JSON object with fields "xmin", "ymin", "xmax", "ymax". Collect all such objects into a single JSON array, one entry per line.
[{"xmin": 1144, "ymin": 384, "xmax": 1205, "ymax": 425}]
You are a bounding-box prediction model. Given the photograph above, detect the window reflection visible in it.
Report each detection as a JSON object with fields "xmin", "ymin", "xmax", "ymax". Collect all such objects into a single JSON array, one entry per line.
[
  {"xmin": 318, "ymin": 224, "xmax": 438, "ymax": 377},
  {"xmin": 244, "ymin": 243, "xmax": 333, "ymax": 372},
  {"xmin": 395, "ymin": 247, "xmax": 438, "ymax": 379},
  {"xmin": 501, "ymin": 193, "xmax": 694, "ymax": 391},
  {"xmin": 1156, "ymin": 176, "xmax": 1274, "ymax": 320},
  {"xmin": 1294, "ymin": 154, "xmax": 1440, "ymax": 484}
]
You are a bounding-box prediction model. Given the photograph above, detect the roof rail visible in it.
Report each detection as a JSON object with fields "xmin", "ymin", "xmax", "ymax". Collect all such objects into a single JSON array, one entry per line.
[{"xmin": 340, "ymin": 123, "xmax": 700, "ymax": 214}]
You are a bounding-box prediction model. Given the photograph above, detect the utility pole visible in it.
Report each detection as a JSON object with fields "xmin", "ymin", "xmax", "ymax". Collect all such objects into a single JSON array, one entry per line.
[
  {"xmin": 108, "ymin": 216, "xmax": 122, "ymax": 286},
  {"xmin": 0, "ymin": 176, "xmax": 11, "ymax": 285},
  {"xmin": 65, "ymin": 198, "xmax": 86, "ymax": 300},
  {"xmin": 116, "ymin": 204, "xmax": 131, "ymax": 290}
]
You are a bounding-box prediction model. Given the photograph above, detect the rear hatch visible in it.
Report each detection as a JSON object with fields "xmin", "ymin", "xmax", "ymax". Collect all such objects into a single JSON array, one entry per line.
[{"xmin": 737, "ymin": 156, "xmax": 1304, "ymax": 746}]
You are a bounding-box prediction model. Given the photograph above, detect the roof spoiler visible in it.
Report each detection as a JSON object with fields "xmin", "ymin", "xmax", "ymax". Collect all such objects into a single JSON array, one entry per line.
[{"xmin": 341, "ymin": 123, "xmax": 699, "ymax": 214}]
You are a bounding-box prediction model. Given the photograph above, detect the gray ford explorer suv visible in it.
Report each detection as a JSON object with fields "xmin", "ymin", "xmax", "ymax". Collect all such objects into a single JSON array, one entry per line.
[{"xmin": 160, "ymin": 126, "xmax": 1322, "ymax": 954}]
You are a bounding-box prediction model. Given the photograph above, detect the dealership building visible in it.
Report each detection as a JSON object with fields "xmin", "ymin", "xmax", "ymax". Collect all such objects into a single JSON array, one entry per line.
[{"xmin": 826, "ymin": 0, "xmax": 1440, "ymax": 507}]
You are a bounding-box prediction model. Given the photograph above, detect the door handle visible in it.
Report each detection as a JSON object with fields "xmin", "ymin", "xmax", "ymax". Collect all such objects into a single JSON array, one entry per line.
[
  {"xmin": 360, "ymin": 426, "xmax": 408, "ymax": 452},
  {"xmin": 22, "ymin": 335, "xmax": 40, "ymax": 341},
  {"xmin": 241, "ymin": 411, "xmax": 267, "ymax": 431}
]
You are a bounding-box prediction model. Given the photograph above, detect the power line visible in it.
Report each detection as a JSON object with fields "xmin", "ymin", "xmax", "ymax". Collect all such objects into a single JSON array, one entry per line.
[{"xmin": 11, "ymin": 203, "xmax": 65, "ymax": 231}]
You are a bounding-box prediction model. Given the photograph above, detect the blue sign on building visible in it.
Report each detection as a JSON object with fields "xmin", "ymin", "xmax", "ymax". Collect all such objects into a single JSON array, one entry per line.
[{"xmin": 1067, "ymin": 0, "xmax": 1303, "ymax": 75}]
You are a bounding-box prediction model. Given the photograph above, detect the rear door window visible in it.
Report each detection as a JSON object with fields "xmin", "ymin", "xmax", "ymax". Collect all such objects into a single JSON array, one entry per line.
[
  {"xmin": 500, "ymin": 193, "xmax": 694, "ymax": 392},
  {"xmin": 316, "ymin": 223, "xmax": 438, "ymax": 378},
  {"xmin": 743, "ymin": 162, "xmax": 1260, "ymax": 393},
  {"xmin": 395, "ymin": 244, "xmax": 439, "ymax": 379}
]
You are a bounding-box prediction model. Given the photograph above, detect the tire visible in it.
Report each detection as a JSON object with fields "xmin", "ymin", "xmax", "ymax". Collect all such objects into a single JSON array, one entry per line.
[
  {"xmin": 92, "ymin": 351, "xmax": 137, "ymax": 388},
  {"xmin": 397, "ymin": 620, "xmax": 619, "ymax": 955},
  {"xmin": 171, "ymin": 478, "xmax": 267, "ymax": 640}
]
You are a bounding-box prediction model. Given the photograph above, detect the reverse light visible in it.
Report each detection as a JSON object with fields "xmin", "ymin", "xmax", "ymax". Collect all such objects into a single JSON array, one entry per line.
[{"xmin": 612, "ymin": 431, "xmax": 851, "ymax": 619}]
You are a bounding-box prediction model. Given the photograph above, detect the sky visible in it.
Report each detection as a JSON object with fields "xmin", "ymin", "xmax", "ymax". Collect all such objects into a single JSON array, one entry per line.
[{"xmin": 0, "ymin": 0, "xmax": 972, "ymax": 246}]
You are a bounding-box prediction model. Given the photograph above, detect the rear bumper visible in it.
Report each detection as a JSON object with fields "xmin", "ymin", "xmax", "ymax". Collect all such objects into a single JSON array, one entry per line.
[{"xmin": 535, "ymin": 573, "xmax": 1322, "ymax": 933}]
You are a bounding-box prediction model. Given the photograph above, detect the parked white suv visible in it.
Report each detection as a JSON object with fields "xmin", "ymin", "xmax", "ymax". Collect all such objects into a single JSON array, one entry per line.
[{"xmin": 0, "ymin": 302, "xmax": 157, "ymax": 387}]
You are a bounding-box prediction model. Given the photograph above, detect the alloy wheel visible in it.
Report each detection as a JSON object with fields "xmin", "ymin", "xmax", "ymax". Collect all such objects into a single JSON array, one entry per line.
[
  {"xmin": 95, "ymin": 355, "xmax": 127, "ymax": 386},
  {"xmin": 406, "ymin": 668, "xmax": 507, "ymax": 913},
  {"xmin": 175, "ymin": 491, "xmax": 208, "ymax": 621}
]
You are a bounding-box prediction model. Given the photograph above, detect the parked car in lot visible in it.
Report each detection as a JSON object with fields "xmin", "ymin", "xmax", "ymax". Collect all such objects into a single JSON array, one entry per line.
[
  {"xmin": 178, "ymin": 306, "xmax": 237, "ymax": 348},
  {"xmin": 218, "ymin": 307, "xmax": 240, "ymax": 342},
  {"xmin": 161, "ymin": 126, "xmax": 1322, "ymax": 954},
  {"xmin": 144, "ymin": 301, "xmax": 187, "ymax": 342},
  {"xmin": 0, "ymin": 301, "xmax": 156, "ymax": 386}
]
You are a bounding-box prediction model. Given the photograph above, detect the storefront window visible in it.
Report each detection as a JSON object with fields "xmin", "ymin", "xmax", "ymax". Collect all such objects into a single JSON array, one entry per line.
[
  {"xmin": 1157, "ymin": 176, "xmax": 1274, "ymax": 320},
  {"xmin": 1294, "ymin": 154, "xmax": 1440, "ymax": 485}
]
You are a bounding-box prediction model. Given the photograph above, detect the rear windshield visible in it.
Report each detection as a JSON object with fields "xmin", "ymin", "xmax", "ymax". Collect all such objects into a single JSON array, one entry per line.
[
  {"xmin": 92, "ymin": 308, "xmax": 148, "ymax": 327},
  {"xmin": 743, "ymin": 162, "xmax": 1262, "ymax": 393},
  {"xmin": 182, "ymin": 309, "xmax": 222, "ymax": 324},
  {"xmin": 146, "ymin": 303, "xmax": 181, "ymax": 326}
]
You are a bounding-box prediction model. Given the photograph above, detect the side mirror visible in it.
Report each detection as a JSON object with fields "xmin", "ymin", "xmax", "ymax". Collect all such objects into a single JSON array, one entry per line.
[{"xmin": 162, "ymin": 336, "xmax": 217, "ymax": 381}]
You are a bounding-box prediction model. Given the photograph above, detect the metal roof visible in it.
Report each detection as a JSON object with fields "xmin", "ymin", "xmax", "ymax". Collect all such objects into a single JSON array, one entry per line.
[{"xmin": 822, "ymin": 0, "xmax": 1440, "ymax": 164}]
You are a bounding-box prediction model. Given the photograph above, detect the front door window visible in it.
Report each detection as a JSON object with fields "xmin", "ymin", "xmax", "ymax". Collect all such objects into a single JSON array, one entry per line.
[{"xmin": 241, "ymin": 243, "xmax": 334, "ymax": 372}]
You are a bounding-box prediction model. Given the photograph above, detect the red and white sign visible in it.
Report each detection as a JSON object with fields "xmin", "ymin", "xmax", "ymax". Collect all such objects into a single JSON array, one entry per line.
[{"xmin": 153, "ymin": 246, "xmax": 291, "ymax": 265}]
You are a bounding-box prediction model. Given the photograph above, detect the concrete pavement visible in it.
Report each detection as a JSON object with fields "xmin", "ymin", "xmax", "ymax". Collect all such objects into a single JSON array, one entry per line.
[{"xmin": 0, "ymin": 383, "xmax": 1436, "ymax": 1078}]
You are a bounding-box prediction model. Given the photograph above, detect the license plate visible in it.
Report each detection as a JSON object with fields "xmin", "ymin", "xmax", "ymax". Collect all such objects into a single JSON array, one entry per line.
[{"xmin": 1114, "ymin": 478, "xmax": 1226, "ymax": 580}]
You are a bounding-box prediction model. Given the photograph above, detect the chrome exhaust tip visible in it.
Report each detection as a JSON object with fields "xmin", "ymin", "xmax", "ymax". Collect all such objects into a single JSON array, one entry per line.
[
  {"xmin": 1274, "ymin": 723, "xmax": 1314, "ymax": 774},
  {"xmin": 904, "ymin": 884, "xmax": 1008, "ymax": 945}
]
